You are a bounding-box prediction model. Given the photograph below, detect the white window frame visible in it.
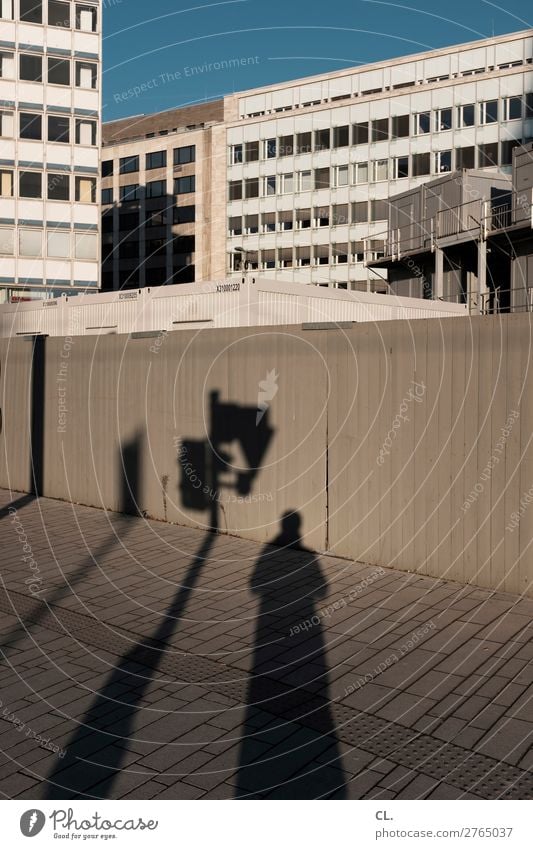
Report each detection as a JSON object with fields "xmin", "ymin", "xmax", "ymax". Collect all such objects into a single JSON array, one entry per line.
[{"xmin": 480, "ymin": 100, "xmax": 498, "ymax": 125}]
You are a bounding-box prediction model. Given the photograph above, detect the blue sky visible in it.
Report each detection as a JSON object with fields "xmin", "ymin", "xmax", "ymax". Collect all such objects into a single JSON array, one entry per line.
[{"xmin": 103, "ymin": 0, "xmax": 532, "ymax": 121}]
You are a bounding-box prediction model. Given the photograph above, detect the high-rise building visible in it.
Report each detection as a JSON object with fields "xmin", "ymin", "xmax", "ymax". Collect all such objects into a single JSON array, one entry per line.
[{"xmin": 0, "ymin": 0, "xmax": 101, "ymax": 303}]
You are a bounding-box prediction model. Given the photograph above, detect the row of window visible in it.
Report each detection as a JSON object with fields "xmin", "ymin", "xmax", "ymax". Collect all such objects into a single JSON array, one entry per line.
[
  {"xmin": 228, "ymin": 242, "xmax": 385, "ymax": 270},
  {"xmin": 1, "ymin": 111, "xmax": 97, "ymax": 144},
  {"xmin": 228, "ymin": 201, "xmax": 392, "ymax": 236},
  {"xmin": 227, "ymin": 141, "xmax": 522, "ymax": 200},
  {"xmin": 241, "ymin": 59, "xmax": 533, "ymax": 118},
  {"xmin": 0, "ymin": 227, "xmax": 98, "ymax": 260},
  {"xmin": 0, "ymin": 52, "xmax": 98, "ymax": 88},
  {"xmin": 0, "ymin": 169, "xmax": 96, "ymax": 201},
  {"xmin": 102, "ymin": 145, "xmax": 196, "ymax": 177},
  {"xmin": 103, "ymin": 235, "xmax": 195, "ymax": 261},
  {"xmin": 0, "ymin": 0, "xmax": 98, "ymax": 31},
  {"xmin": 107, "ymin": 176, "xmax": 196, "ymax": 204},
  {"xmin": 102, "ymin": 206, "xmax": 196, "ymax": 230},
  {"xmin": 230, "ymin": 96, "xmax": 533, "ymax": 163}
]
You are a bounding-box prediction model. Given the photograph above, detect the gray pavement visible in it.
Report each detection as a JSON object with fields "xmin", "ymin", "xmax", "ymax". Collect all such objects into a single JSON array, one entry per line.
[{"xmin": 0, "ymin": 490, "xmax": 532, "ymax": 800}]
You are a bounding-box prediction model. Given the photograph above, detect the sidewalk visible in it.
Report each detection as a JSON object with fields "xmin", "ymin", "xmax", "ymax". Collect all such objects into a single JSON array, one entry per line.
[{"xmin": 0, "ymin": 490, "xmax": 532, "ymax": 800}]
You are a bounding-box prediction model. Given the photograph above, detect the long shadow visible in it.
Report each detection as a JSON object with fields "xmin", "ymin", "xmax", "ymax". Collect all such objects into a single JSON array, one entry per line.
[{"xmin": 236, "ymin": 511, "xmax": 347, "ymax": 799}]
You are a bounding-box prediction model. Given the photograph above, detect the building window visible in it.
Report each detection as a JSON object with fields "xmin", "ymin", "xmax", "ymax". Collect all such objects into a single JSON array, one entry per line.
[
  {"xmin": 414, "ymin": 112, "xmax": 431, "ymax": 135},
  {"xmin": 146, "ymin": 150, "xmax": 166, "ymax": 170},
  {"xmin": 315, "ymin": 206, "xmax": 329, "ymax": 227},
  {"xmin": 0, "ymin": 0, "xmax": 14, "ymax": 19},
  {"xmin": 296, "ymin": 208, "xmax": 311, "ymax": 229},
  {"xmin": 102, "ymin": 160, "xmax": 113, "ymax": 177},
  {"xmin": 279, "ymin": 210, "xmax": 293, "ymax": 231},
  {"xmin": 228, "ymin": 180, "xmax": 242, "ymax": 201},
  {"xmin": 501, "ymin": 139, "xmax": 521, "ymax": 166},
  {"xmin": 279, "ymin": 134, "xmax": 294, "ymax": 157},
  {"xmin": 503, "ymin": 97, "xmax": 522, "ymax": 121},
  {"xmin": 174, "ymin": 145, "xmax": 195, "ymax": 165},
  {"xmin": 314, "ymin": 167, "xmax": 330, "ymax": 189},
  {"xmin": 146, "ymin": 179, "xmax": 166, "ymax": 198},
  {"xmin": 353, "ymin": 122, "xmax": 368, "ymax": 145},
  {"xmin": 371, "ymin": 199, "xmax": 389, "ymax": 222},
  {"xmin": 456, "ymin": 146, "xmax": 475, "ymax": 169},
  {"xmin": 245, "ymin": 215, "xmax": 258, "ymax": 235},
  {"xmin": 392, "ymin": 114, "xmax": 410, "ymax": 138},
  {"xmin": 0, "ymin": 51, "xmax": 15, "ymax": 77},
  {"xmin": 47, "ymin": 172, "xmax": 69, "ymax": 200},
  {"xmin": 48, "ymin": 0, "xmax": 70, "ymax": 27},
  {"xmin": 261, "ymin": 212, "xmax": 275, "ymax": 233},
  {"xmin": 480, "ymin": 100, "xmax": 498, "ymax": 124},
  {"xmin": 174, "ymin": 205, "xmax": 195, "ymax": 224},
  {"xmin": 19, "ymin": 229, "xmax": 42, "ymax": 257},
  {"xmin": 19, "ymin": 171, "xmax": 42, "ymax": 198},
  {"xmin": 354, "ymin": 162, "xmax": 368, "ymax": 184},
  {"xmin": 48, "ymin": 57, "xmax": 70, "ymax": 85},
  {"xmin": 101, "ymin": 187, "xmax": 113, "ymax": 205},
  {"xmin": 76, "ymin": 4, "xmax": 97, "ymax": 31},
  {"xmin": 527, "ymin": 93, "xmax": 533, "ymax": 119},
  {"xmin": 145, "ymin": 209, "xmax": 166, "ymax": 227},
  {"xmin": 458, "ymin": 103, "xmax": 475, "ymax": 127},
  {"xmin": 245, "ymin": 141, "xmax": 259, "ymax": 162},
  {"xmin": 479, "ymin": 142, "xmax": 499, "ymax": 168},
  {"xmin": 175, "ymin": 175, "xmax": 195, "ymax": 194},
  {"xmin": 0, "ymin": 110, "xmax": 14, "ymax": 137},
  {"xmin": 371, "ymin": 159, "xmax": 388, "ymax": 181},
  {"xmin": 0, "ymin": 169, "xmax": 13, "ymax": 197},
  {"xmin": 264, "ymin": 138, "xmax": 276, "ymax": 158},
  {"xmin": 19, "ymin": 53, "xmax": 42, "ymax": 81},
  {"xmin": 120, "ymin": 184, "xmax": 140, "ymax": 202},
  {"xmin": 244, "ymin": 177, "xmax": 259, "ymax": 198},
  {"xmin": 296, "ymin": 131, "xmax": 312, "ymax": 154},
  {"xmin": 412, "ymin": 152, "xmax": 430, "ymax": 176},
  {"xmin": 332, "ymin": 203, "xmax": 349, "ymax": 226},
  {"xmin": 314, "ymin": 128, "xmax": 330, "ymax": 151},
  {"xmin": 75, "ymin": 232, "xmax": 98, "ymax": 260},
  {"xmin": 393, "ymin": 156, "xmax": 409, "ymax": 179},
  {"xmin": 281, "ymin": 173, "xmax": 294, "ymax": 193},
  {"xmin": 353, "ymin": 201, "xmax": 368, "ymax": 224},
  {"xmin": 228, "ymin": 215, "xmax": 242, "ymax": 236},
  {"xmin": 20, "ymin": 112, "xmax": 42, "ymax": 140},
  {"xmin": 120, "ymin": 155, "xmax": 139, "ymax": 174},
  {"xmin": 299, "ymin": 170, "xmax": 312, "ymax": 191},
  {"xmin": 230, "ymin": 144, "xmax": 242, "ymax": 164},
  {"xmin": 47, "ymin": 230, "xmax": 70, "ymax": 257},
  {"xmin": 435, "ymin": 149, "xmax": 452, "ymax": 173},
  {"xmin": 75, "ymin": 176, "xmax": 96, "ymax": 202},
  {"xmin": 334, "ymin": 164, "xmax": 349, "ymax": 187},
  {"xmin": 264, "ymin": 175, "xmax": 276, "ymax": 196},
  {"xmin": 75, "ymin": 61, "xmax": 97, "ymax": 89},
  {"xmin": 435, "ymin": 108, "xmax": 452, "ymax": 131},
  {"xmin": 48, "ymin": 114, "xmax": 70, "ymax": 143},
  {"xmin": 19, "ymin": 0, "xmax": 42, "ymax": 23},
  {"xmin": 75, "ymin": 118, "xmax": 96, "ymax": 145},
  {"xmin": 371, "ymin": 118, "xmax": 389, "ymax": 142},
  {"xmin": 333, "ymin": 125, "xmax": 349, "ymax": 148}
]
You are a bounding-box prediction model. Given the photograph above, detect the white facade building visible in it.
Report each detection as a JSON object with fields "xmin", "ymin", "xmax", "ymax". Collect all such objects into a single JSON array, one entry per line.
[
  {"xmin": 0, "ymin": 0, "xmax": 101, "ymax": 303},
  {"xmin": 223, "ymin": 29, "xmax": 533, "ymax": 292}
]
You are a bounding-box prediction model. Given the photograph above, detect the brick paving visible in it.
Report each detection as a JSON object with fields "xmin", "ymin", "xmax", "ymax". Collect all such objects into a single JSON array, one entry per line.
[{"xmin": 0, "ymin": 489, "xmax": 532, "ymax": 800}]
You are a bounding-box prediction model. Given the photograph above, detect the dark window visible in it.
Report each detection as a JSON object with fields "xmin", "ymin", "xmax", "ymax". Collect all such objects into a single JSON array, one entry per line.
[
  {"xmin": 48, "ymin": 0, "xmax": 70, "ymax": 26},
  {"xmin": 314, "ymin": 129, "xmax": 330, "ymax": 151},
  {"xmin": 48, "ymin": 114, "xmax": 69, "ymax": 143},
  {"xmin": 456, "ymin": 146, "xmax": 475, "ymax": 169},
  {"xmin": 75, "ymin": 118, "xmax": 96, "ymax": 145},
  {"xmin": 119, "ymin": 212, "xmax": 139, "ymax": 230},
  {"xmin": 244, "ymin": 177, "xmax": 259, "ymax": 198},
  {"xmin": 120, "ymin": 155, "xmax": 139, "ymax": 174},
  {"xmin": 392, "ymin": 114, "xmax": 410, "ymax": 138},
  {"xmin": 101, "ymin": 187, "xmax": 113, "ymax": 205},
  {"xmin": 19, "ymin": 171, "xmax": 42, "ymax": 198},
  {"xmin": 265, "ymin": 138, "xmax": 276, "ymax": 158},
  {"xmin": 20, "ymin": 0, "xmax": 42, "ymax": 23},
  {"xmin": 102, "ymin": 159, "xmax": 113, "ymax": 177},
  {"xmin": 460, "ymin": 104, "xmax": 475, "ymax": 127},
  {"xmin": 412, "ymin": 152, "xmax": 430, "ymax": 176},
  {"xmin": 76, "ymin": 4, "xmax": 97, "ymax": 32},
  {"xmin": 371, "ymin": 118, "xmax": 389, "ymax": 142},
  {"xmin": 353, "ymin": 201, "xmax": 368, "ymax": 223},
  {"xmin": 436, "ymin": 108, "xmax": 453, "ymax": 131},
  {"xmin": 47, "ymin": 172, "xmax": 69, "ymax": 200},
  {"xmin": 296, "ymin": 132, "xmax": 312, "ymax": 154},
  {"xmin": 146, "ymin": 150, "xmax": 166, "ymax": 170},
  {"xmin": 120, "ymin": 184, "xmax": 140, "ymax": 202},
  {"xmin": 479, "ymin": 142, "xmax": 499, "ymax": 168},
  {"xmin": 146, "ymin": 180, "xmax": 166, "ymax": 198},
  {"xmin": 527, "ymin": 93, "xmax": 533, "ymax": 119},
  {"xmin": 48, "ymin": 56, "xmax": 69, "ymax": 85},
  {"xmin": 173, "ymin": 205, "xmax": 195, "ymax": 224},
  {"xmin": 278, "ymin": 134, "xmax": 294, "ymax": 156},
  {"xmin": 353, "ymin": 122, "xmax": 369, "ymax": 145},
  {"xmin": 228, "ymin": 180, "xmax": 242, "ymax": 201},
  {"xmin": 332, "ymin": 125, "xmax": 349, "ymax": 148},
  {"xmin": 145, "ymin": 209, "xmax": 167, "ymax": 227},
  {"xmin": 119, "ymin": 240, "xmax": 139, "ymax": 260},
  {"xmin": 19, "ymin": 53, "xmax": 42, "ymax": 81},
  {"xmin": 20, "ymin": 112, "xmax": 42, "ymax": 140},
  {"xmin": 314, "ymin": 167, "xmax": 330, "ymax": 189},
  {"xmin": 395, "ymin": 156, "xmax": 409, "ymax": 178},
  {"xmin": 371, "ymin": 199, "xmax": 389, "ymax": 221},
  {"xmin": 174, "ymin": 175, "xmax": 195, "ymax": 194},
  {"xmin": 145, "ymin": 238, "xmax": 167, "ymax": 257},
  {"xmin": 173, "ymin": 145, "xmax": 195, "ymax": 165},
  {"xmin": 102, "ymin": 212, "xmax": 114, "ymax": 233},
  {"xmin": 501, "ymin": 140, "xmax": 521, "ymax": 166},
  {"xmin": 245, "ymin": 141, "xmax": 259, "ymax": 162}
]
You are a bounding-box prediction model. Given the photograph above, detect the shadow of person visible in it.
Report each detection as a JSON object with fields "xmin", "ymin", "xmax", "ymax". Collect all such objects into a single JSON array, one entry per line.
[{"xmin": 236, "ymin": 511, "xmax": 346, "ymax": 799}]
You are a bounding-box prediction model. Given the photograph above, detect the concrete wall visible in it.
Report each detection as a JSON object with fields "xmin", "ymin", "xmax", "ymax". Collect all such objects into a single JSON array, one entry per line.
[{"xmin": 1, "ymin": 314, "xmax": 532, "ymax": 596}]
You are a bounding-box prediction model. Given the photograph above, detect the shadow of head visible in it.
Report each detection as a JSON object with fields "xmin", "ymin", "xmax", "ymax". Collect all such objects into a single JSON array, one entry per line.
[{"xmin": 274, "ymin": 509, "xmax": 305, "ymax": 550}]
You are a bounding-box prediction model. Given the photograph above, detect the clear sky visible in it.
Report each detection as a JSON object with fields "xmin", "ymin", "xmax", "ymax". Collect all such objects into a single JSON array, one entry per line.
[{"xmin": 103, "ymin": 0, "xmax": 532, "ymax": 121}]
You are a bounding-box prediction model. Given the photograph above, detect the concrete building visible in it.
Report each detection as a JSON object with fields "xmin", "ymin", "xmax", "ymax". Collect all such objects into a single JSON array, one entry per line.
[
  {"xmin": 369, "ymin": 141, "xmax": 533, "ymax": 312},
  {"xmin": 100, "ymin": 101, "xmax": 226, "ymax": 290},
  {"xmin": 0, "ymin": 0, "xmax": 101, "ymax": 303},
  {"xmin": 222, "ymin": 29, "xmax": 533, "ymax": 291}
]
